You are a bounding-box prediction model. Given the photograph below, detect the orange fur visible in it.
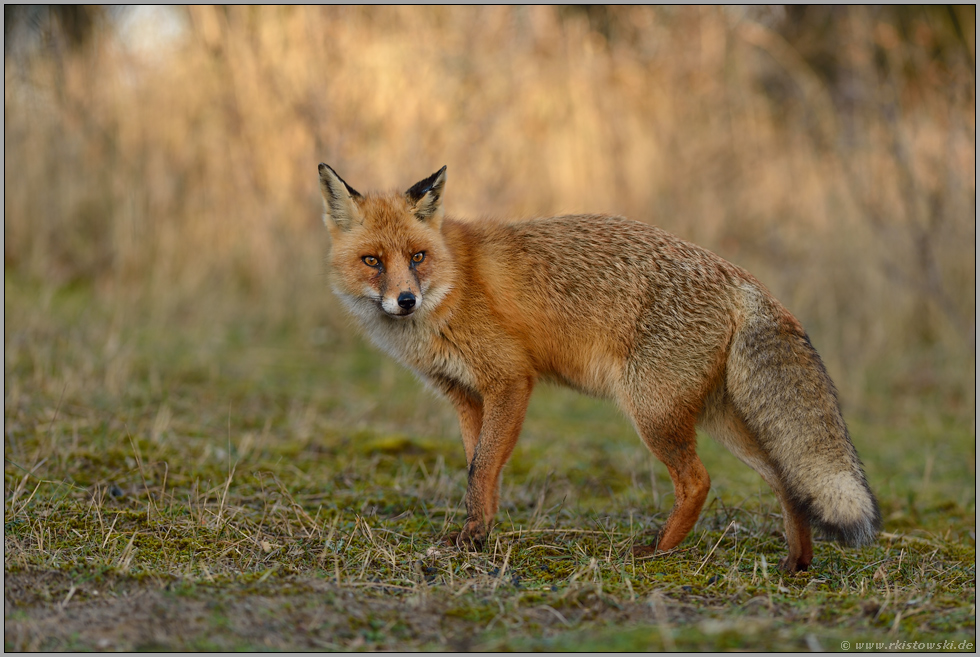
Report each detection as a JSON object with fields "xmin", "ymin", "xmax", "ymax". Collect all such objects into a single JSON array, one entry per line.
[{"xmin": 317, "ymin": 163, "xmax": 880, "ymax": 572}]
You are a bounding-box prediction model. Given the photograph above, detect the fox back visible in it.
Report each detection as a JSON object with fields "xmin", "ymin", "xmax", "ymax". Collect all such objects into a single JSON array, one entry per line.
[{"xmin": 318, "ymin": 163, "xmax": 880, "ymax": 573}]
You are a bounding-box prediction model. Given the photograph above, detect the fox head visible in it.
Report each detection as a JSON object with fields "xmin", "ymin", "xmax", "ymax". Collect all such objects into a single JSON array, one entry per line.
[{"xmin": 318, "ymin": 164, "xmax": 454, "ymax": 322}]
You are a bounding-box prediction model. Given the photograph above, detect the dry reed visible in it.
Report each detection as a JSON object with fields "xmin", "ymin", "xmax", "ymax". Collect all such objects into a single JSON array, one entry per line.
[{"xmin": 4, "ymin": 6, "xmax": 974, "ymax": 419}]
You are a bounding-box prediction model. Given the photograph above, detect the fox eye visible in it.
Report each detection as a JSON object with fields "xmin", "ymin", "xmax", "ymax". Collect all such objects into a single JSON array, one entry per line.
[
  {"xmin": 411, "ymin": 252, "xmax": 425, "ymax": 264},
  {"xmin": 362, "ymin": 256, "xmax": 380, "ymax": 267}
]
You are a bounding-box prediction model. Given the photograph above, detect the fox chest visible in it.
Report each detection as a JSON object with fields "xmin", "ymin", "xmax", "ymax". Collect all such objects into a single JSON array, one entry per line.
[{"xmin": 362, "ymin": 318, "xmax": 479, "ymax": 392}]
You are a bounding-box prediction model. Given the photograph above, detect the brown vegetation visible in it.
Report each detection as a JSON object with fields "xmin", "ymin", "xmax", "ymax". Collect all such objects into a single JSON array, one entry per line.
[{"xmin": 5, "ymin": 6, "xmax": 974, "ymax": 420}]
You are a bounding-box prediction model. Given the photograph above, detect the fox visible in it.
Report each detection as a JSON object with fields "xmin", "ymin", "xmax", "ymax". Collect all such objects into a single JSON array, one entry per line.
[{"xmin": 316, "ymin": 163, "xmax": 881, "ymax": 573}]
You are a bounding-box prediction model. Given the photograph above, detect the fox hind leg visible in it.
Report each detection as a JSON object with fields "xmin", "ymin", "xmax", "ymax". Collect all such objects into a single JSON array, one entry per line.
[
  {"xmin": 778, "ymin": 503, "xmax": 813, "ymax": 572},
  {"xmin": 698, "ymin": 385, "xmax": 813, "ymax": 572},
  {"xmin": 623, "ymin": 394, "xmax": 711, "ymax": 557}
]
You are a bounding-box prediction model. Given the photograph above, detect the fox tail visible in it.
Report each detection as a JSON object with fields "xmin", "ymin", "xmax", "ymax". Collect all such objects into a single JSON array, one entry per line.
[{"xmin": 725, "ymin": 298, "xmax": 881, "ymax": 546}]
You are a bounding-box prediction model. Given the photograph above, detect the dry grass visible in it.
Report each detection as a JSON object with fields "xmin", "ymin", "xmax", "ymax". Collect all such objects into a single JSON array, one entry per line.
[{"xmin": 4, "ymin": 5, "xmax": 976, "ymax": 651}]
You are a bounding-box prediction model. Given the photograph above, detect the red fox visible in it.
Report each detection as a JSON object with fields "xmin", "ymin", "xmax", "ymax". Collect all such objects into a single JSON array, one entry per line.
[{"xmin": 317, "ymin": 163, "xmax": 880, "ymax": 572}]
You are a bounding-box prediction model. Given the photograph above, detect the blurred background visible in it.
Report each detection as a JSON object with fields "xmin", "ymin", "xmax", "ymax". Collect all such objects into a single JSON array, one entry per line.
[{"xmin": 4, "ymin": 5, "xmax": 975, "ymax": 427}]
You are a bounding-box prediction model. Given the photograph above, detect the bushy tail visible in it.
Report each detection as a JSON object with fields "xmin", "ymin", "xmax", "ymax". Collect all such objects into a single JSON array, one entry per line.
[{"xmin": 726, "ymin": 303, "xmax": 881, "ymax": 546}]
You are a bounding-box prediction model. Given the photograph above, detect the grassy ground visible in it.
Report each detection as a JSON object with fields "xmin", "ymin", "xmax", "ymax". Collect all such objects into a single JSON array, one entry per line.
[{"xmin": 4, "ymin": 278, "xmax": 975, "ymax": 651}]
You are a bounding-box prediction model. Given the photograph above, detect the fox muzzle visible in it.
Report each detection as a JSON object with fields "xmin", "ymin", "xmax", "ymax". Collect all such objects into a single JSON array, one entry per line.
[{"xmin": 380, "ymin": 290, "xmax": 420, "ymax": 318}]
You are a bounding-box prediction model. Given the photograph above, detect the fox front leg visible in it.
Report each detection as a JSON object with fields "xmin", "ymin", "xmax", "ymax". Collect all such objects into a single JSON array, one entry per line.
[
  {"xmin": 442, "ymin": 384, "xmax": 483, "ymax": 466},
  {"xmin": 447, "ymin": 378, "xmax": 533, "ymax": 550}
]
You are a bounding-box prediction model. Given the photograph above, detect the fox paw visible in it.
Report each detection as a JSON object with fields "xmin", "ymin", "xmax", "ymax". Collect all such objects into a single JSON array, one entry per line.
[
  {"xmin": 442, "ymin": 531, "xmax": 486, "ymax": 552},
  {"xmin": 778, "ymin": 555, "xmax": 810, "ymax": 574},
  {"xmin": 444, "ymin": 520, "xmax": 490, "ymax": 552},
  {"xmin": 630, "ymin": 528, "xmax": 663, "ymax": 559},
  {"xmin": 630, "ymin": 543, "xmax": 659, "ymax": 559}
]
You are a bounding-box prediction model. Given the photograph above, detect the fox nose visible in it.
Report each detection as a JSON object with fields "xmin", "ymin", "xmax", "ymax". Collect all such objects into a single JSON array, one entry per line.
[{"xmin": 397, "ymin": 292, "xmax": 416, "ymax": 310}]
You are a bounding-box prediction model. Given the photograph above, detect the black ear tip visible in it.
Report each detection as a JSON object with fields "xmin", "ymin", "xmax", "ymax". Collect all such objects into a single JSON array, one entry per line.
[{"xmin": 318, "ymin": 163, "xmax": 329, "ymax": 173}]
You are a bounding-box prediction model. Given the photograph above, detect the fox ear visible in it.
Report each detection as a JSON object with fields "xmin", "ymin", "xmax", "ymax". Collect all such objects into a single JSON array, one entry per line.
[
  {"xmin": 405, "ymin": 166, "xmax": 447, "ymax": 224},
  {"xmin": 318, "ymin": 163, "xmax": 362, "ymax": 231}
]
